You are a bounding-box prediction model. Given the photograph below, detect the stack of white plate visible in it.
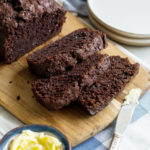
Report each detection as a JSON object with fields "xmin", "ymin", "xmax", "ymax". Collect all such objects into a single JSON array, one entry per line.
[{"xmin": 87, "ymin": 0, "xmax": 150, "ymax": 46}]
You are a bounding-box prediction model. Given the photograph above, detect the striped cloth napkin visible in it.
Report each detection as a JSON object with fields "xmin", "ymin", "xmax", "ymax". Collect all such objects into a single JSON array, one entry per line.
[{"xmin": 56, "ymin": 0, "xmax": 88, "ymax": 16}]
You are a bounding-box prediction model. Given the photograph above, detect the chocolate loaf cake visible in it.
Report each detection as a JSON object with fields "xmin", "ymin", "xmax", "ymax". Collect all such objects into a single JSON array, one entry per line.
[
  {"xmin": 32, "ymin": 54, "xmax": 110, "ymax": 110},
  {"xmin": 27, "ymin": 28, "xmax": 107, "ymax": 77},
  {"xmin": 78, "ymin": 56, "xmax": 140, "ymax": 115},
  {"xmin": 0, "ymin": 0, "xmax": 66, "ymax": 63}
]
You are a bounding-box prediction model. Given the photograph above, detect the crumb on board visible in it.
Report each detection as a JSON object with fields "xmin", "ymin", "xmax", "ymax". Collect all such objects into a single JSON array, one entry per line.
[
  {"xmin": 16, "ymin": 95, "xmax": 21, "ymax": 100},
  {"xmin": 27, "ymin": 80, "xmax": 30, "ymax": 84},
  {"xmin": 9, "ymin": 81, "xmax": 13, "ymax": 84},
  {"xmin": 32, "ymin": 96, "xmax": 35, "ymax": 98}
]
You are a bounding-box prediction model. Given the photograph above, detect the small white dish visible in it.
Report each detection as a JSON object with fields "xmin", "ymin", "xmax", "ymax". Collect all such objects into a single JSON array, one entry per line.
[{"xmin": 88, "ymin": 0, "xmax": 150, "ymax": 38}]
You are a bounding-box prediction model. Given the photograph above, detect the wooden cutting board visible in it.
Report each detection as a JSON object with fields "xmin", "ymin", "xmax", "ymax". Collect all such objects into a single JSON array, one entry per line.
[{"xmin": 0, "ymin": 13, "xmax": 150, "ymax": 147}]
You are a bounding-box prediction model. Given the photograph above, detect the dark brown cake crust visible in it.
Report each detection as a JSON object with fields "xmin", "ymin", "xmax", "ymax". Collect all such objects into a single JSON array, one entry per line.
[
  {"xmin": 78, "ymin": 56, "xmax": 140, "ymax": 115},
  {"xmin": 32, "ymin": 54, "xmax": 110, "ymax": 110},
  {"xmin": 27, "ymin": 28, "xmax": 107, "ymax": 77},
  {"xmin": 0, "ymin": 0, "xmax": 66, "ymax": 63}
]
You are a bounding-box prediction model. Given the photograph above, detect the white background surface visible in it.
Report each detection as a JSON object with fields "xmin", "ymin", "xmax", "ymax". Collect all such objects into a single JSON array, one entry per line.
[{"xmin": 123, "ymin": 45, "xmax": 150, "ymax": 66}]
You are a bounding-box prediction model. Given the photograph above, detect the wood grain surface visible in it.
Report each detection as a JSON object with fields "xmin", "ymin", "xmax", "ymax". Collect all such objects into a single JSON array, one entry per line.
[{"xmin": 0, "ymin": 13, "xmax": 150, "ymax": 147}]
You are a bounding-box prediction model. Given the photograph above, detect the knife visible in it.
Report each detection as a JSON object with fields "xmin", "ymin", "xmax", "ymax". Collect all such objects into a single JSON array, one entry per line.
[{"xmin": 109, "ymin": 88, "xmax": 142, "ymax": 150}]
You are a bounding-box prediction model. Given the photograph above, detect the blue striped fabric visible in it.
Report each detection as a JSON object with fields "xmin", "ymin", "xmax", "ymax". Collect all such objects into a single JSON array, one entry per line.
[{"xmin": 62, "ymin": 0, "xmax": 88, "ymax": 16}]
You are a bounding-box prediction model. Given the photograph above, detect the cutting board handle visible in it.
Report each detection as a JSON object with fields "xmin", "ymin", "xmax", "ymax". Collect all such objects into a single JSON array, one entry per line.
[{"xmin": 109, "ymin": 133, "xmax": 122, "ymax": 150}]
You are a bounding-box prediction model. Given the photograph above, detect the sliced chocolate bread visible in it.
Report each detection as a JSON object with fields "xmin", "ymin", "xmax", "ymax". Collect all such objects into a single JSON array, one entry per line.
[
  {"xmin": 78, "ymin": 56, "xmax": 140, "ymax": 115},
  {"xmin": 32, "ymin": 54, "xmax": 110, "ymax": 110},
  {"xmin": 0, "ymin": 0, "xmax": 66, "ymax": 63},
  {"xmin": 32, "ymin": 75, "xmax": 80, "ymax": 110},
  {"xmin": 27, "ymin": 28, "xmax": 107, "ymax": 77}
]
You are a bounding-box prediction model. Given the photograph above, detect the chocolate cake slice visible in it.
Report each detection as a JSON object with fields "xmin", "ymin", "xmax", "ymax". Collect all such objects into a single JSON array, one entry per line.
[
  {"xmin": 27, "ymin": 28, "xmax": 107, "ymax": 77},
  {"xmin": 32, "ymin": 54, "xmax": 110, "ymax": 110},
  {"xmin": 32, "ymin": 75, "xmax": 80, "ymax": 110},
  {"xmin": 78, "ymin": 56, "xmax": 140, "ymax": 115},
  {"xmin": 0, "ymin": 0, "xmax": 66, "ymax": 63}
]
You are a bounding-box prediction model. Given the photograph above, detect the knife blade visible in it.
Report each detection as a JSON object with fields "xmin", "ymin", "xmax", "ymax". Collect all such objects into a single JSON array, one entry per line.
[{"xmin": 109, "ymin": 88, "xmax": 142, "ymax": 150}]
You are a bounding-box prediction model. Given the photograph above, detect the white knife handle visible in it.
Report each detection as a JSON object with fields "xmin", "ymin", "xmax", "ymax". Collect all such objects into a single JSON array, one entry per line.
[{"xmin": 109, "ymin": 133, "xmax": 122, "ymax": 150}]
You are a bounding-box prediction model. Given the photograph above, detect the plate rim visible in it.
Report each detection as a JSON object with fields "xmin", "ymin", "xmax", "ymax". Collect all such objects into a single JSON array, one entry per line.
[
  {"xmin": 88, "ymin": 11, "xmax": 150, "ymax": 46},
  {"xmin": 87, "ymin": 0, "xmax": 150, "ymax": 38}
]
